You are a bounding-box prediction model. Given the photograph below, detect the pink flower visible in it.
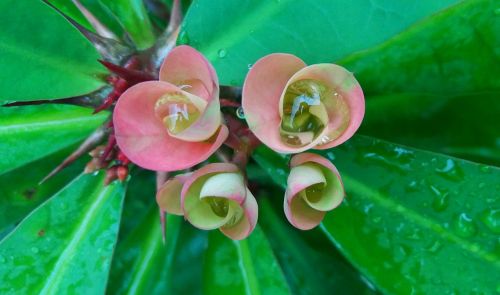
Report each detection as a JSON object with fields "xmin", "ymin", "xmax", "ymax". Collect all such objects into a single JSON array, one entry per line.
[
  {"xmin": 157, "ymin": 163, "xmax": 258, "ymax": 240},
  {"xmin": 113, "ymin": 45, "xmax": 228, "ymax": 171},
  {"xmin": 284, "ymin": 153, "xmax": 344, "ymax": 230},
  {"xmin": 242, "ymin": 53, "xmax": 364, "ymax": 154}
]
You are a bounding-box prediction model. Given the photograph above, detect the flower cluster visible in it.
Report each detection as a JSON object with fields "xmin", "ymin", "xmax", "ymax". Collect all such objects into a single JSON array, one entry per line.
[{"xmin": 113, "ymin": 45, "xmax": 364, "ymax": 239}]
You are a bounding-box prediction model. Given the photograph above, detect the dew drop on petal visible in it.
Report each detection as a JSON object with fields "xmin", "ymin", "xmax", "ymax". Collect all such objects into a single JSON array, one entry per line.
[
  {"xmin": 155, "ymin": 92, "xmax": 201, "ymax": 134},
  {"xmin": 280, "ymin": 79, "xmax": 330, "ymax": 147}
]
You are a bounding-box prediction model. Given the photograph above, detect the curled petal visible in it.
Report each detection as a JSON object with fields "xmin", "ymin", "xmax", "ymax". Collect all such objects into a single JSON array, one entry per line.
[
  {"xmin": 242, "ymin": 53, "xmax": 308, "ymax": 153},
  {"xmin": 157, "ymin": 45, "xmax": 222, "ymax": 142},
  {"xmin": 285, "ymin": 153, "xmax": 344, "ymax": 230},
  {"xmin": 281, "ymin": 64, "xmax": 365, "ymax": 149},
  {"xmin": 114, "ymin": 81, "xmax": 228, "ymax": 171},
  {"xmin": 159, "ymin": 45, "xmax": 218, "ymax": 101},
  {"xmin": 220, "ymin": 188, "xmax": 258, "ymax": 240},
  {"xmin": 156, "ymin": 173, "xmax": 192, "ymax": 215}
]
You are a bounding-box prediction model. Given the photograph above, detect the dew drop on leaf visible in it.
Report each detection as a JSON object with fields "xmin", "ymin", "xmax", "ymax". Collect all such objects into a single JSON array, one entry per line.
[
  {"xmin": 453, "ymin": 213, "xmax": 477, "ymax": 238},
  {"xmin": 480, "ymin": 208, "xmax": 500, "ymax": 234},
  {"xmin": 217, "ymin": 49, "xmax": 227, "ymax": 58}
]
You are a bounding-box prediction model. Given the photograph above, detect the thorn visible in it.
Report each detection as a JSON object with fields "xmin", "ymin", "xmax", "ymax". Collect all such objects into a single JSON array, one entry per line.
[
  {"xmin": 116, "ymin": 165, "xmax": 128, "ymax": 182},
  {"xmin": 71, "ymin": 0, "xmax": 118, "ymax": 40},
  {"xmin": 40, "ymin": 125, "xmax": 108, "ymax": 184},
  {"xmin": 104, "ymin": 166, "xmax": 118, "ymax": 185},
  {"xmin": 159, "ymin": 208, "xmax": 167, "ymax": 245},
  {"xmin": 167, "ymin": 0, "xmax": 182, "ymax": 35},
  {"xmin": 98, "ymin": 60, "xmax": 155, "ymax": 84},
  {"xmin": 44, "ymin": 0, "xmax": 131, "ymax": 64},
  {"xmin": 4, "ymin": 86, "xmax": 113, "ymax": 109},
  {"xmin": 99, "ymin": 134, "xmax": 116, "ymax": 164},
  {"xmin": 145, "ymin": 0, "xmax": 182, "ymax": 72}
]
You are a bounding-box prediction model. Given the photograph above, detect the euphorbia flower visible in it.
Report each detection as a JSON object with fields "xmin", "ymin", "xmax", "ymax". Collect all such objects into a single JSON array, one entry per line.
[
  {"xmin": 242, "ymin": 53, "xmax": 364, "ymax": 153},
  {"xmin": 113, "ymin": 45, "xmax": 228, "ymax": 171},
  {"xmin": 157, "ymin": 163, "xmax": 258, "ymax": 240},
  {"xmin": 284, "ymin": 153, "xmax": 344, "ymax": 230}
]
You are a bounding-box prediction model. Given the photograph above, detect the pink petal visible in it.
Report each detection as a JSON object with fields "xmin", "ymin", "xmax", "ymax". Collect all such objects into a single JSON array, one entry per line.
[
  {"xmin": 113, "ymin": 81, "xmax": 228, "ymax": 171},
  {"xmin": 283, "ymin": 64, "xmax": 365, "ymax": 149},
  {"xmin": 159, "ymin": 45, "xmax": 218, "ymax": 102},
  {"xmin": 220, "ymin": 188, "xmax": 258, "ymax": 240},
  {"xmin": 156, "ymin": 173, "xmax": 192, "ymax": 215},
  {"xmin": 242, "ymin": 53, "xmax": 309, "ymax": 154},
  {"xmin": 284, "ymin": 190, "xmax": 325, "ymax": 230}
]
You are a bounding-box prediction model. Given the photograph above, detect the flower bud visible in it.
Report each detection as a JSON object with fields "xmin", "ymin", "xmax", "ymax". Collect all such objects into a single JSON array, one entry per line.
[{"xmin": 284, "ymin": 153, "xmax": 344, "ymax": 230}]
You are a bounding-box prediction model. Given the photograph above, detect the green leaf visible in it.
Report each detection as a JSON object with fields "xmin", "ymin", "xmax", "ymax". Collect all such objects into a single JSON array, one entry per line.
[
  {"xmin": 100, "ymin": 0, "xmax": 156, "ymax": 49},
  {"xmin": 0, "ymin": 145, "xmax": 88, "ymax": 237},
  {"xmin": 116, "ymin": 169, "xmax": 157, "ymax": 240},
  {"xmin": 0, "ymin": 0, "xmax": 107, "ymax": 103},
  {"xmin": 259, "ymin": 197, "xmax": 379, "ymax": 295},
  {"xmin": 203, "ymin": 226, "xmax": 290, "ymax": 295},
  {"xmin": 253, "ymin": 135, "xmax": 500, "ymax": 294},
  {"xmin": 0, "ymin": 172, "xmax": 125, "ymax": 294},
  {"xmin": 180, "ymin": 0, "xmax": 460, "ymax": 85},
  {"xmin": 337, "ymin": 0, "xmax": 500, "ymax": 165},
  {"xmin": 340, "ymin": 0, "xmax": 500, "ymax": 96},
  {"xmin": 361, "ymin": 93, "xmax": 500, "ymax": 166},
  {"xmin": 109, "ymin": 209, "xmax": 207, "ymax": 294},
  {"xmin": 0, "ymin": 104, "xmax": 108, "ymax": 175}
]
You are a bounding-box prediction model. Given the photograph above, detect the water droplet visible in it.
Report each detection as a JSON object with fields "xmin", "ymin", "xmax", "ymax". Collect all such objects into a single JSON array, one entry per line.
[
  {"xmin": 326, "ymin": 151, "xmax": 335, "ymax": 160},
  {"xmin": 155, "ymin": 92, "xmax": 201, "ymax": 134},
  {"xmin": 372, "ymin": 216, "xmax": 382, "ymax": 223},
  {"xmin": 495, "ymin": 8, "xmax": 500, "ymax": 15},
  {"xmin": 478, "ymin": 182, "xmax": 486, "ymax": 189},
  {"xmin": 454, "ymin": 213, "xmax": 477, "ymax": 238},
  {"xmin": 217, "ymin": 49, "xmax": 227, "ymax": 58},
  {"xmin": 247, "ymin": 63, "xmax": 253, "ymax": 69},
  {"xmin": 178, "ymin": 31, "xmax": 190, "ymax": 44},
  {"xmin": 435, "ymin": 159, "xmax": 464, "ymax": 181},
  {"xmin": 405, "ymin": 180, "xmax": 419, "ymax": 193},
  {"xmin": 236, "ymin": 107, "xmax": 245, "ymax": 119},
  {"xmin": 31, "ymin": 247, "xmax": 39, "ymax": 254},
  {"xmin": 0, "ymin": 255, "xmax": 5, "ymax": 263},
  {"xmin": 280, "ymin": 79, "xmax": 329, "ymax": 147},
  {"xmin": 431, "ymin": 186, "xmax": 449, "ymax": 212},
  {"xmin": 276, "ymin": 169, "xmax": 286, "ymax": 176},
  {"xmin": 480, "ymin": 208, "xmax": 500, "ymax": 234},
  {"xmin": 426, "ymin": 240, "xmax": 442, "ymax": 253},
  {"xmin": 479, "ymin": 165, "xmax": 490, "ymax": 173}
]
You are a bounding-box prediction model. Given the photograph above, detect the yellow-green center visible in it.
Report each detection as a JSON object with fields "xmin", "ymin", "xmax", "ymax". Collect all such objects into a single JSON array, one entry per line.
[
  {"xmin": 204, "ymin": 196, "xmax": 243, "ymax": 227},
  {"xmin": 303, "ymin": 183, "xmax": 325, "ymax": 203},
  {"xmin": 154, "ymin": 92, "xmax": 201, "ymax": 134}
]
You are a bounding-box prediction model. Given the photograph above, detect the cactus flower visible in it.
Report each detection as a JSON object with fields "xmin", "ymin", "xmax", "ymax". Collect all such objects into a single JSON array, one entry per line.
[
  {"xmin": 284, "ymin": 153, "xmax": 344, "ymax": 230},
  {"xmin": 157, "ymin": 163, "xmax": 258, "ymax": 240},
  {"xmin": 113, "ymin": 45, "xmax": 228, "ymax": 171},
  {"xmin": 242, "ymin": 53, "xmax": 364, "ymax": 154}
]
